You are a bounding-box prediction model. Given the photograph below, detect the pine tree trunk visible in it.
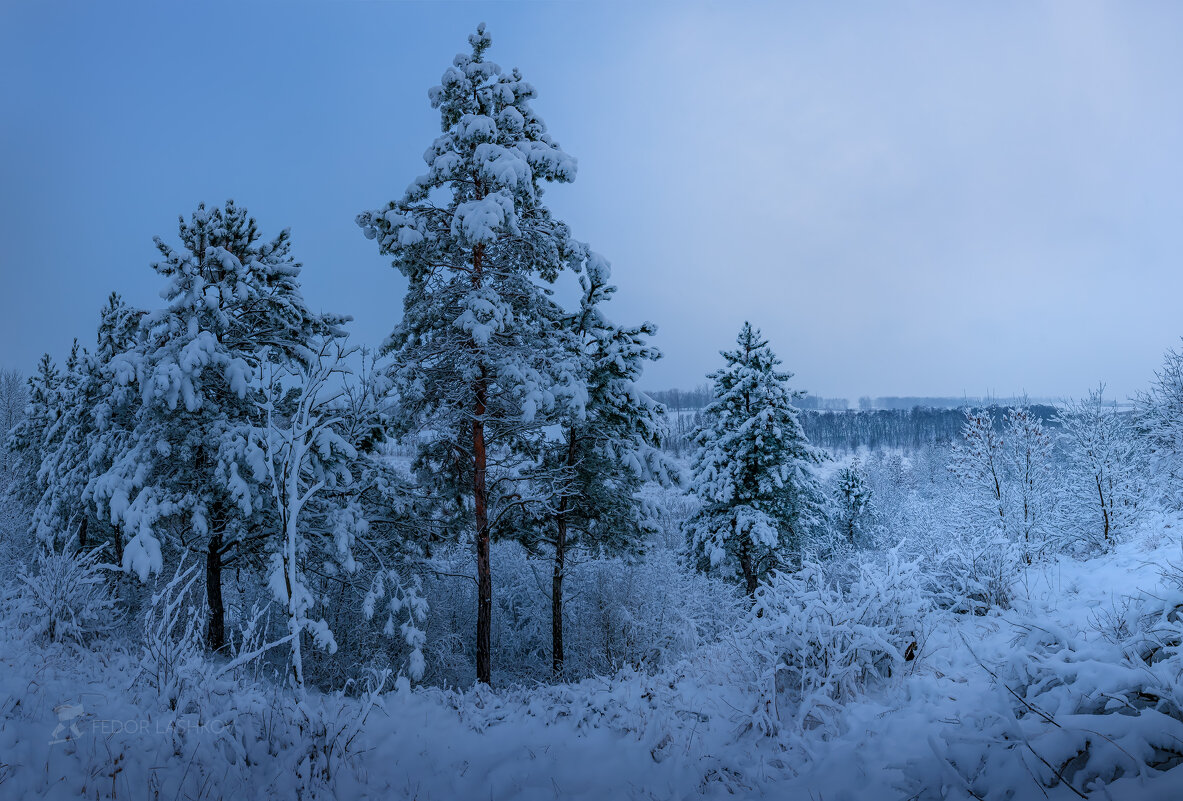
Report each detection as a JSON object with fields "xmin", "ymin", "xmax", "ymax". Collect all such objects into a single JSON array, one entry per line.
[
  {"xmin": 552, "ymin": 515, "xmax": 566, "ymax": 677},
  {"xmin": 206, "ymin": 531, "xmax": 226, "ymax": 653},
  {"xmin": 552, "ymin": 429, "xmax": 577, "ymax": 677},
  {"xmin": 77, "ymin": 516, "xmax": 88, "ymax": 552},
  {"xmin": 740, "ymin": 535, "xmax": 758, "ymax": 598},
  {"xmin": 473, "ymin": 377, "xmax": 492, "ymax": 686}
]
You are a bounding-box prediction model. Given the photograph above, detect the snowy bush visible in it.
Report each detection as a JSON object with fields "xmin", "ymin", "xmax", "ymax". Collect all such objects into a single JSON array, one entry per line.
[
  {"xmin": 0, "ymin": 493, "xmax": 30, "ymax": 586},
  {"xmin": 135, "ymin": 559, "xmax": 213, "ymax": 712},
  {"xmin": 742, "ymin": 549, "xmax": 928, "ymax": 738},
  {"xmin": 9, "ymin": 544, "xmax": 116, "ymax": 645},
  {"xmin": 301, "ymin": 561, "xmax": 426, "ymax": 693},
  {"xmin": 285, "ymin": 669, "xmax": 392, "ymax": 799},
  {"xmin": 638, "ymin": 483, "xmax": 698, "ymax": 551},
  {"xmin": 564, "ymin": 547, "xmax": 743, "ymax": 676},
  {"xmin": 913, "ymin": 627, "xmax": 1183, "ymax": 798},
  {"xmin": 419, "ymin": 540, "xmax": 742, "ymax": 686},
  {"xmin": 921, "ymin": 524, "xmax": 1020, "ymax": 614},
  {"xmin": 907, "ymin": 549, "xmax": 1183, "ymax": 799}
]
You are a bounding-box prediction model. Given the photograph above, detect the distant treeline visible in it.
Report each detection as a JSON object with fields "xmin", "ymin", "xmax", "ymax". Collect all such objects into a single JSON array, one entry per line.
[
  {"xmin": 852, "ymin": 396, "xmax": 1053, "ymax": 411},
  {"xmin": 648, "ymin": 389, "xmax": 1059, "ymax": 414},
  {"xmin": 656, "ymin": 395, "xmax": 1062, "ymax": 454},
  {"xmin": 651, "ymin": 387, "xmax": 849, "ymax": 412},
  {"xmin": 799, "ymin": 405, "xmax": 1061, "ymax": 451}
]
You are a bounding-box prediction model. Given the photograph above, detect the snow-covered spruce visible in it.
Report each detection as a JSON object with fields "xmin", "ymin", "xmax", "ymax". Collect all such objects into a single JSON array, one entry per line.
[
  {"xmin": 685, "ymin": 322, "xmax": 827, "ymax": 595},
  {"xmin": 832, "ymin": 457, "xmax": 874, "ymax": 547}
]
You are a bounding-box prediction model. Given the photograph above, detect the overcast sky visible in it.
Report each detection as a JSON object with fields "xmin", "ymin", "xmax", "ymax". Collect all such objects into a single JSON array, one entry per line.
[{"xmin": 2, "ymin": 1, "xmax": 1182, "ymax": 401}]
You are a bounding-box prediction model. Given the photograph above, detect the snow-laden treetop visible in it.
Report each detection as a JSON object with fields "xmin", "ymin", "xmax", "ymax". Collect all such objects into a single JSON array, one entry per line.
[{"xmin": 358, "ymin": 23, "xmax": 582, "ymax": 283}]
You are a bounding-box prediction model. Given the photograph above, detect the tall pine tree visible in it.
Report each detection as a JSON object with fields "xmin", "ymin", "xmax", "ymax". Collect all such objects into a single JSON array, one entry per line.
[
  {"xmin": 6, "ymin": 353, "xmax": 63, "ymax": 515},
  {"xmin": 357, "ymin": 24, "xmax": 590, "ymax": 685}
]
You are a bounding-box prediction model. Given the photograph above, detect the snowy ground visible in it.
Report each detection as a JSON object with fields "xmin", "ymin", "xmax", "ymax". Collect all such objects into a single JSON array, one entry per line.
[{"xmin": 5, "ymin": 520, "xmax": 1183, "ymax": 799}]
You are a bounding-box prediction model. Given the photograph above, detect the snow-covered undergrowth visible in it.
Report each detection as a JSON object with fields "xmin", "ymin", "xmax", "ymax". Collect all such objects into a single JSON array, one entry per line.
[
  {"xmin": 903, "ymin": 533, "xmax": 1183, "ymax": 799},
  {"xmin": 744, "ymin": 550, "xmax": 927, "ymax": 741},
  {"xmin": 8, "ymin": 544, "xmax": 117, "ymax": 646},
  {"xmin": 5, "ymin": 521, "xmax": 1183, "ymax": 799},
  {"xmin": 420, "ymin": 541, "xmax": 744, "ymax": 686}
]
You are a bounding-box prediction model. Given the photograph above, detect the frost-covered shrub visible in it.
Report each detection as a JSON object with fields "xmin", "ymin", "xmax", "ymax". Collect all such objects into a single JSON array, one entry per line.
[
  {"xmin": 10, "ymin": 544, "xmax": 116, "ymax": 645},
  {"xmin": 913, "ymin": 625, "xmax": 1183, "ymax": 799},
  {"xmin": 298, "ymin": 561, "xmax": 426, "ymax": 694},
  {"xmin": 419, "ymin": 540, "xmax": 742, "ymax": 686},
  {"xmin": 0, "ymin": 494, "xmax": 30, "ymax": 586},
  {"xmin": 286, "ymin": 669, "xmax": 392, "ymax": 799},
  {"xmin": 638, "ymin": 483, "xmax": 698, "ymax": 551},
  {"xmin": 564, "ymin": 547, "xmax": 743, "ymax": 676},
  {"xmin": 920, "ymin": 524, "xmax": 1020, "ymax": 614},
  {"xmin": 742, "ymin": 550, "xmax": 928, "ymax": 738},
  {"xmin": 136, "ymin": 560, "xmax": 212, "ymax": 711}
]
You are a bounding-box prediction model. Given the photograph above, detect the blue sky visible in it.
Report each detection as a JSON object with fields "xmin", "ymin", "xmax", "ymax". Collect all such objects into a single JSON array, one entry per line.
[{"xmin": 2, "ymin": 1, "xmax": 1182, "ymax": 400}]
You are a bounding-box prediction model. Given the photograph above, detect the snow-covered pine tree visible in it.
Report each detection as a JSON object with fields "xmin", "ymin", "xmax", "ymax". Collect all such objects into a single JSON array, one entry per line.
[
  {"xmin": 0, "ymin": 368, "xmax": 26, "ymax": 549},
  {"xmin": 357, "ymin": 25, "xmax": 588, "ymax": 685},
  {"xmin": 30, "ymin": 341, "xmax": 91, "ymax": 549},
  {"xmin": 0, "ymin": 370, "xmax": 24, "ymax": 431},
  {"xmin": 833, "ymin": 458, "xmax": 874, "ymax": 546},
  {"xmin": 686, "ymin": 322, "xmax": 827, "ymax": 596},
  {"xmin": 510, "ymin": 256, "xmax": 681, "ymax": 676},
  {"xmin": 31, "ymin": 340, "xmax": 83, "ymax": 544},
  {"xmin": 88, "ymin": 201, "xmax": 347, "ymax": 651}
]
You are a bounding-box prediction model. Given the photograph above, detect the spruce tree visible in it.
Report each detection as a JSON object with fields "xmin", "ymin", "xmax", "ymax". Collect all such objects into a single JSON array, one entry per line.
[
  {"xmin": 357, "ymin": 25, "xmax": 590, "ymax": 685},
  {"xmin": 833, "ymin": 458, "xmax": 874, "ymax": 546},
  {"xmin": 686, "ymin": 322, "xmax": 826, "ymax": 596}
]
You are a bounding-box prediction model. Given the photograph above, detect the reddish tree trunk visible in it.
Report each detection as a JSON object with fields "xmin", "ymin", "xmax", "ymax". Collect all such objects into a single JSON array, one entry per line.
[
  {"xmin": 473, "ymin": 380, "xmax": 492, "ymax": 685},
  {"xmin": 112, "ymin": 525, "xmax": 123, "ymax": 566},
  {"xmin": 552, "ymin": 514, "xmax": 567, "ymax": 676}
]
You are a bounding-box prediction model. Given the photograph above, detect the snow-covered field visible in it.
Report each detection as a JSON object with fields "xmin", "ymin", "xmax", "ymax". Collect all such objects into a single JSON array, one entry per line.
[{"xmin": 5, "ymin": 517, "xmax": 1183, "ymax": 800}]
